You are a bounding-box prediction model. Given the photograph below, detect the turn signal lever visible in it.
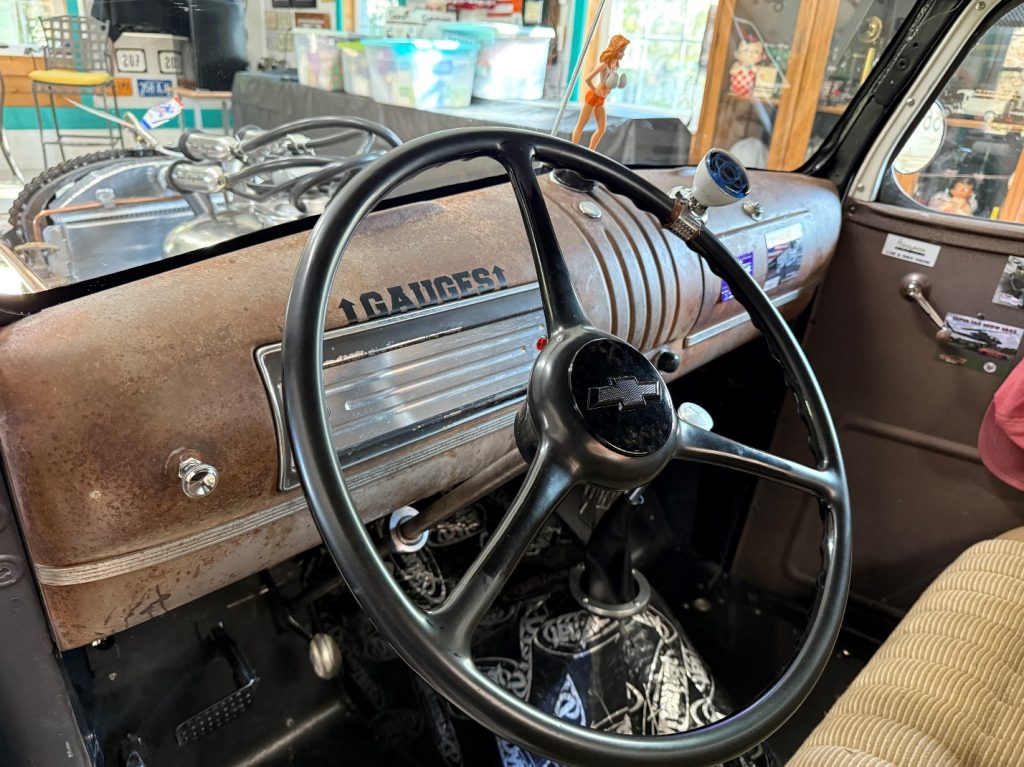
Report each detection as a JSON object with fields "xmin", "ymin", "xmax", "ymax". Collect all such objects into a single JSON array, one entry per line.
[{"xmin": 900, "ymin": 273, "xmax": 952, "ymax": 342}]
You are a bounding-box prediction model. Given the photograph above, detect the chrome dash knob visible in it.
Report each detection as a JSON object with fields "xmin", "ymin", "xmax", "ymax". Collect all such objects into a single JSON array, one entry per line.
[
  {"xmin": 178, "ymin": 457, "xmax": 219, "ymax": 498},
  {"xmin": 742, "ymin": 199, "xmax": 764, "ymax": 221}
]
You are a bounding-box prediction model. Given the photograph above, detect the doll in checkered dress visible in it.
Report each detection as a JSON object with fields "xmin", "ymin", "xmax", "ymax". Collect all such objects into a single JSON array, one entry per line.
[{"xmin": 729, "ymin": 39, "xmax": 764, "ymax": 99}]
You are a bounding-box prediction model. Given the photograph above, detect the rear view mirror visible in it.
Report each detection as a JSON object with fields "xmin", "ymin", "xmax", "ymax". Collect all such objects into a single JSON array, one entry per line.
[{"xmin": 894, "ymin": 102, "xmax": 946, "ymax": 174}]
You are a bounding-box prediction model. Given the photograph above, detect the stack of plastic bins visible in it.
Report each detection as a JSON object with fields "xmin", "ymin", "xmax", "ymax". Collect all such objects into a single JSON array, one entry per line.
[
  {"xmin": 439, "ymin": 22, "xmax": 555, "ymax": 101},
  {"xmin": 362, "ymin": 38, "xmax": 479, "ymax": 109},
  {"xmin": 292, "ymin": 29, "xmax": 361, "ymax": 91},
  {"xmin": 338, "ymin": 41, "xmax": 373, "ymax": 97}
]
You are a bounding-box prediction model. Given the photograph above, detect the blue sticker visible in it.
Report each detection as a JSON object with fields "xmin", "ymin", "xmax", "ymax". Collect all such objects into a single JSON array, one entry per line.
[
  {"xmin": 137, "ymin": 79, "xmax": 173, "ymax": 98},
  {"xmin": 721, "ymin": 251, "xmax": 755, "ymax": 302}
]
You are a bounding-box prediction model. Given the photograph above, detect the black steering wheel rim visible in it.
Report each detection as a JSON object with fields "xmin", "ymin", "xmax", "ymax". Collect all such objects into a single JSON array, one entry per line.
[{"xmin": 282, "ymin": 127, "xmax": 851, "ymax": 766}]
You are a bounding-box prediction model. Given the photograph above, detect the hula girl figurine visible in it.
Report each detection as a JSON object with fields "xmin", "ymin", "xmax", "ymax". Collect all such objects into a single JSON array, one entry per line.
[{"xmin": 571, "ymin": 34, "xmax": 630, "ymax": 151}]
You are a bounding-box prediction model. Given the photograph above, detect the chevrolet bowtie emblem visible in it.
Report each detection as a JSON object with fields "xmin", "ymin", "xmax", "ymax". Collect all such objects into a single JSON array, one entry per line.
[{"xmin": 588, "ymin": 376, "xmax": 661, "ymax": 411}]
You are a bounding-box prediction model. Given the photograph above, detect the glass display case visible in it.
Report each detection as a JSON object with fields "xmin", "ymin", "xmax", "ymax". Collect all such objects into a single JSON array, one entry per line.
[{"xmin": 691, "ymin": 0, "xmax": 916, "ymax": 170}]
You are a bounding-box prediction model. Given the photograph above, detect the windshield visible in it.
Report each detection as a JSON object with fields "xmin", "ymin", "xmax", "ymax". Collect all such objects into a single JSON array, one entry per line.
[{"xmin": 0, "ymin": 0, "xmax": 914, "ymax": 293}]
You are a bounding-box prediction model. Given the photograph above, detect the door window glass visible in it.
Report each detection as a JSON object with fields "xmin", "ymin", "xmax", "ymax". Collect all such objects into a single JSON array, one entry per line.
[{"xmin": 884, "ymin": 9, "xmax": 1024, "ymax": 222}]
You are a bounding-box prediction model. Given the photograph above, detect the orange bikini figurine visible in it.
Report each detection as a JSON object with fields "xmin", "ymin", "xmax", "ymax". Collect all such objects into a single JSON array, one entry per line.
[{"xmin": 571, "ymin": 34, "xmax": 630, "ymax": 151}]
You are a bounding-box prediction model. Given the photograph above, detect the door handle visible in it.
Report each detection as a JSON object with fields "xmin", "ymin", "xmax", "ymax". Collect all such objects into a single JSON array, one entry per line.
[{"xmin": 900, "ymin": 273, "xmax": 952, "ymax": 342}]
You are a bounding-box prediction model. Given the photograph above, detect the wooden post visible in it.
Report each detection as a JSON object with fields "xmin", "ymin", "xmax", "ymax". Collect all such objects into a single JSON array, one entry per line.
[
  {"xmin": 894, "ymin": 171, "xmax": 919, "ymax": 198},
  {"xmin": 342, "ymin": 0, "xmax": 357, "ymax": 32},
  {"xmin": 690, "ymin": 0, "xmax": 737, "ymax": 165},
  {"xmin": 999, "ymin": 147, "xmax": 1024, "ymax": 223},
  {"xmin": 767, "ymin": 0, "xmax": 841, "ymax": 169}
]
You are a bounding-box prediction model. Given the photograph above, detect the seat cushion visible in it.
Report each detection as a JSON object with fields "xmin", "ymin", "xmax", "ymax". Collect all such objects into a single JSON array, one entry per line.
[
  {"xmin": 29, "ymin": 69, "xmax": 112, "ymax": 87},
  {"xmin": 788, "ymin": 529, "xmax": 1024, "ymax": 767}
]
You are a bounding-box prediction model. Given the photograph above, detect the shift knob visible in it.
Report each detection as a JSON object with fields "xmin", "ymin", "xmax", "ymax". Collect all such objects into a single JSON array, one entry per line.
[{"xmin": 692, "ymin": 149, "xmax": 750, "ymax": 210}]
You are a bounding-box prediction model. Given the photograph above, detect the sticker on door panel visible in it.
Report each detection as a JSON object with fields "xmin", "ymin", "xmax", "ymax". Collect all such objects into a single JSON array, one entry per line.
[
  {"xmin": 764, "ymin": 224, "xmax": 802, "ymax": 291},
  {"xmin": 937, "ymin": 312, "xmax": 1023, "ymax": 377},
  {"xmin": 720, "ymin": 251, "xmax": 755, "ymax": 302},
  {"xmin": 882, "ymin": 234, "xmax": 940, "ymax": 267},
  {"xmin": 991, "ymin": 255, "xmax": 1024, "ymax": 309}
]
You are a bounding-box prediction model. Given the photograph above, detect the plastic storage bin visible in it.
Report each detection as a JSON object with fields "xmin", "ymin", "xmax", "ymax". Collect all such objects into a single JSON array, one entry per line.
[
  {"xmin": 363, "ymin": 38, "xmax": 479, "ymax": 109},
  {"xmin": 292, "ymin": 29, "xmax": 359, "ymax": 91},
  {"xmin": 439, "ymin": 22, "xmax": 554, "ymax": 100},
  {"xmin": 338, "ymin": 41, "xmax": 372, "ymax": 97}
]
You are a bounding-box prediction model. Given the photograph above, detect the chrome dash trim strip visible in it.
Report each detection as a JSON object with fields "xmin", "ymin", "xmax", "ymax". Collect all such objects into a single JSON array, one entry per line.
[
  {"xmin": 683, "ymin": 288, "xmax": 803, "ymax": 348},
  {"xmin": 256, "ymin": 282, "xmax": 542, "ymax": 490},
  {"xmin": 323, "ymin": 282, "xmax": 539, "ymax": 343},
  {"xmin": 34, "ymin": 404, "xmax": 520, "ymax": 587},
  {"xmin": 714, "ymin": 208, "xmax": 807, "ymax": 238},
  {"xmin": 347, "ymin": 408, "xmax": 518, "ymax": 487},
  {"xmin": 36, "ymin": 496, "xmax": 311, "ymax": 587}
]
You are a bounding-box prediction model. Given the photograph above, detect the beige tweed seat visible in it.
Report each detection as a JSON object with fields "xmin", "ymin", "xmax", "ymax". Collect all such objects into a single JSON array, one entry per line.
[{"xmin": 788, "ymin": 527, "xmax": 1024, "ymax": 767}]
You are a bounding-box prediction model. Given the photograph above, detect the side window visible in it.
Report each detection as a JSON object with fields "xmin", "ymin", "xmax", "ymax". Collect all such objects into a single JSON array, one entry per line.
[{"xmin": 886, "ymin": 14, "xmax": 1024, "ymax": 221}]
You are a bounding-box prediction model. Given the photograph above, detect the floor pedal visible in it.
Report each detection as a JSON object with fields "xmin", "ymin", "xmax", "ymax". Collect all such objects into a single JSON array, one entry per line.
[{"xmin": 174, "ymin": 623, "xmax": 260, "ymax": 746}]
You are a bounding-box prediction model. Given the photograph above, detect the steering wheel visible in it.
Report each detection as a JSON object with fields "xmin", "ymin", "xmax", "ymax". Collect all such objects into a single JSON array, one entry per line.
[{"xmin": 282, "ymin": 128, "xmax": 851, "ymax": 766}]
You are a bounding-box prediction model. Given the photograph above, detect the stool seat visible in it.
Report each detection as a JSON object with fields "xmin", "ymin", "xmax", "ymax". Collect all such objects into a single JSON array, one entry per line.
[{"xmin": 29, "ymin": 69, "xmax": 112, "ymax": 87}]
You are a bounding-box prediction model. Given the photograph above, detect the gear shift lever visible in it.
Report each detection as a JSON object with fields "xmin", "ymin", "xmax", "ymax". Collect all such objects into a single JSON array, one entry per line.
[{"xmin": 572, "ymin": 487, "xmax": 651, "ymax": 616}]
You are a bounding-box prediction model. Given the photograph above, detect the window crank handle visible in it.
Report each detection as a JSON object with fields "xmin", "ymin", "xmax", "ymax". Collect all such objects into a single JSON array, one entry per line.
[{"xmin": 900, "ymin": 273, "xmax": 952, "ymax": 342}]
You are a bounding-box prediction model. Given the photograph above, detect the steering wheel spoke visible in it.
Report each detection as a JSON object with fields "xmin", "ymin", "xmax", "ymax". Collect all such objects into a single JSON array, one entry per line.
[
  {"xmin": 432, "ymin": 445, "xmax": 575, "ymax": 650},
  {"xmin": 499, "ymin": 141, "xmax": 590, "ymax": 333},
  {"xmin": 675, "ymin": 419, "xmax": 839, "ymax": 501}
]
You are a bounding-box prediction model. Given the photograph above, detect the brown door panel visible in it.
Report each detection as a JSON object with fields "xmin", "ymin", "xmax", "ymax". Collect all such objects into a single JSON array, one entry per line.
[{"xmin": 734, "ymin": 201, "xmax": 1024, "ymax": 614}]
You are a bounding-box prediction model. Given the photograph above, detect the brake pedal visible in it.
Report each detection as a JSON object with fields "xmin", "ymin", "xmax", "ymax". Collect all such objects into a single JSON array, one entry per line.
[{"xmin": 174, "ymin": 623, "xmax": 260, "ymax": 746}]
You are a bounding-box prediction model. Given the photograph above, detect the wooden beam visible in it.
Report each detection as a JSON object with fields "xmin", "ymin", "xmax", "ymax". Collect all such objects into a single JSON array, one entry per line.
[
  {"xmin": 999, "ymin": 147, "xmax": 1024, "ymax": 223},
  {"xmin": 767, "ymin": 0, "xmax": 841, "ymax": 170},
  {"xmin": 894, "ymin": 171, "xmax": 919, "ymax": 198},
  {"xmin": 690, "ymin": 0, "xmax": 736, "ymax": 165},
  {"xmin": 1, "ymin": 53, "xmax": 53, "ymax": 107}
]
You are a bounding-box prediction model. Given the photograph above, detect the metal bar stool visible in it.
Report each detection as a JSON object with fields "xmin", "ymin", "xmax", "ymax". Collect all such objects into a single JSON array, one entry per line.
[{"xmin": 30, "ymin": 16, "xmax": 122, "ymax": 167}]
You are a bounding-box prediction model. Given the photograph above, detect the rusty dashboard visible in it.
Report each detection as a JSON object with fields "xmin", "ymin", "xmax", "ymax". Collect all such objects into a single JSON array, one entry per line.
[{"xmin": 0, "ymin": 168, "xmax": 839, "ymax": 648}]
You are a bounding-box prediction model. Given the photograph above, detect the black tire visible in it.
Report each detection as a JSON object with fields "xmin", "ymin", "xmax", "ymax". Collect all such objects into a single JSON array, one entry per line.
[{"xmin": 6, "ymin": 148, "xmax": 155, "ymax": 243}]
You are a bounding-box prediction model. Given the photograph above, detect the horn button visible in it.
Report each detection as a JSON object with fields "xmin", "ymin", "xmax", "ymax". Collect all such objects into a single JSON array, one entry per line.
[{"xmin": 568, "ymin": 338, "xmax": 675, "ymax": 456}]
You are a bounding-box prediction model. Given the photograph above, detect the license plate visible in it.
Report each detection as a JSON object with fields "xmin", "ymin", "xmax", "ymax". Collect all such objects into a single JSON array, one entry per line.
[{"xmin": 137, "ymin": 79, "xmax": 173, "ymax": 98}]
